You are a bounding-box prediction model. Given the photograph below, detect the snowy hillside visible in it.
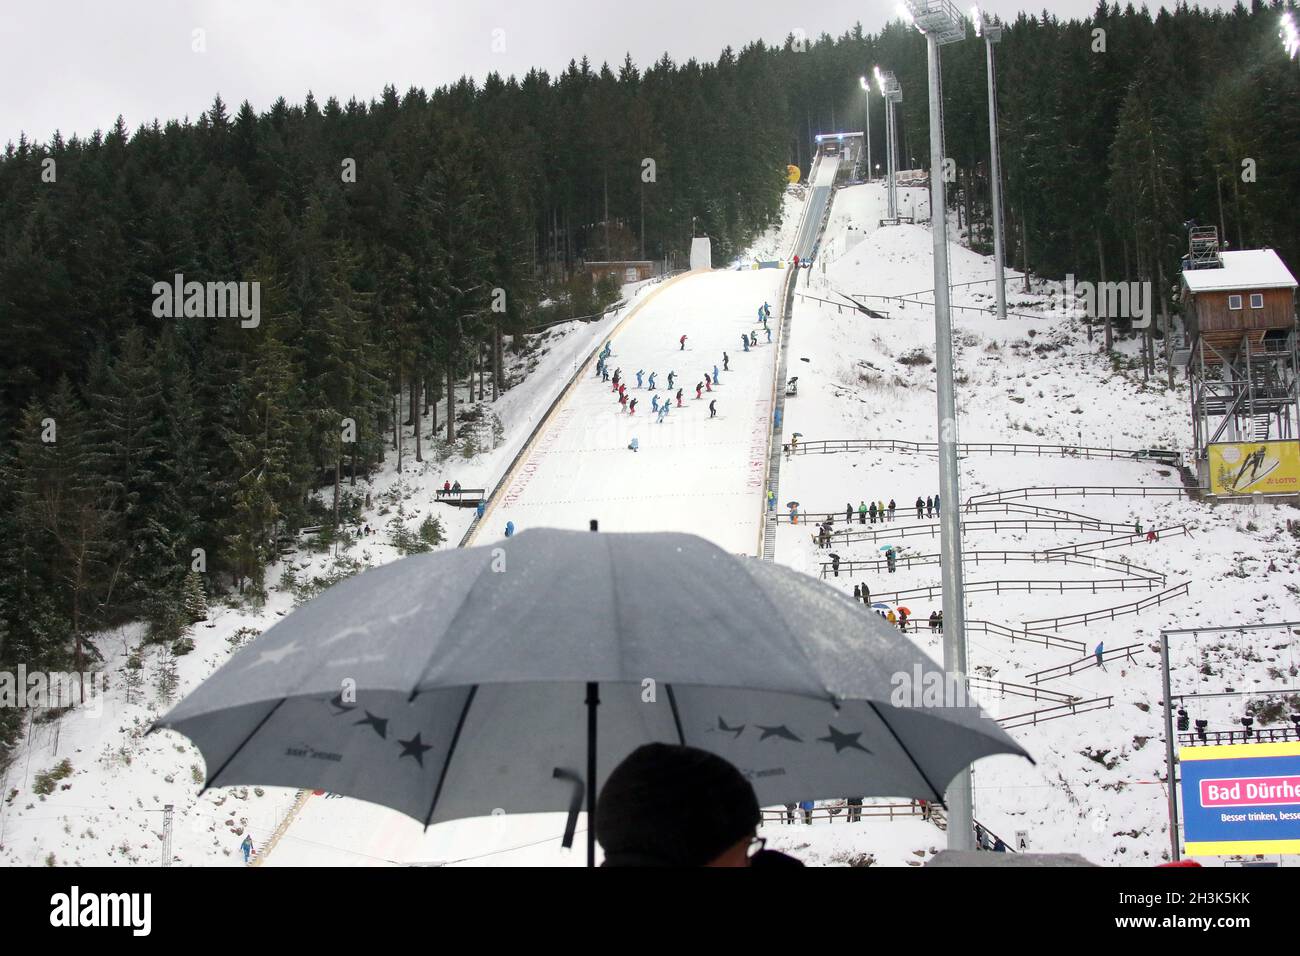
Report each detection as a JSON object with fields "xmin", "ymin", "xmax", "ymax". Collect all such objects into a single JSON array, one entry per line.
[
  {"xmin": 776, "ymin": 181, "xmax": 1300, "ymax": 865},
  {"xmin": 0, "ymin": 290, "xmax": 649, "ymax": 867},
  {"xmin": 5, "ymin": 175, "xmax": 1294, "ymax": 869}
]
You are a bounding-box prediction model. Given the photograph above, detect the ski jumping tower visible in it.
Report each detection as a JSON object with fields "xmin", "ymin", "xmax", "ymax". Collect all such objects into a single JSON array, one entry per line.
[
  {"xmin": 1180, "ymin": 226, "xmax": 1300, "ymax": 496},
  {"xmin": 873, "ymin": 68, "xmax": 903, "ymax": 223}
]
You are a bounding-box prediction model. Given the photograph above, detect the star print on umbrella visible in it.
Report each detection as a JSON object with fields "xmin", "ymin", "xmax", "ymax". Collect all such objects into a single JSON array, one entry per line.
[
  {"xmin": 398, "ymin": 733, "xmax": 433, "ymax": 767},
  {"xmin": 756, "ymin": 724, "xmax": 803, "ymax": 743},
  {"xmin": 716, "ymin": 717, "xmax": 745, "ymax": 738},
  {"xmin": 818, "ymin": 725, "xmax": 871, "ymax": 755},
  {"xmin": 354, "ymin": 711, "xmax": 389, "ymax": 739}
]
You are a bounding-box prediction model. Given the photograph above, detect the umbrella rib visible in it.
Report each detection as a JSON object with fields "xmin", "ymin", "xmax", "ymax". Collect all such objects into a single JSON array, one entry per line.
[
  {"xmin": 866, "ymin": 700, "xmax": 946, "ymax": 804},
  {"xmin": 665, "ymin": 684, "xmax": 686, "ymax": 744},
  {"xmin": 423, "ymin": 685, "xmax": 478, "ymax": 829},
  {"xmin": 202, "ymin": 697, "xmax": 288, "ymax": 794}
]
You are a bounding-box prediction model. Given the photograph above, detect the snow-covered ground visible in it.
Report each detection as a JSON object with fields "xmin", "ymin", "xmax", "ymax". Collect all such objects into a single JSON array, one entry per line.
[{"xmin": 6, "ymin": 176, "xmax": 1297, "ymax": 869}]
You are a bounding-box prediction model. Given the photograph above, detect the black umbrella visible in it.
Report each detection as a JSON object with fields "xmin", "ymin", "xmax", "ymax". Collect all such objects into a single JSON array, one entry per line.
[{"xmin": 154, "ymin": 529, "xmax": 1029, "ymax": 865}]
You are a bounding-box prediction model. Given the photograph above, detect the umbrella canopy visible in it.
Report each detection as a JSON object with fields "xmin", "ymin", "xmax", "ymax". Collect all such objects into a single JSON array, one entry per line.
[
  {"xmin": 786, "ymin": 501, "xmax": 799, "ymax": 509},
  {"xmin": 879, "ymin": 544, "xmax": 895, "ymax": 552},
  {"xmin": 897, "ymin": 607, "xmax": 912, "ymax": 616},
  {"xmin": 870, "ymin": 602, "xmax": 892, "ymax": 610},
  {"xmin": 155, "ymin": 529, "xmax": 1028, "ymax": 849}
]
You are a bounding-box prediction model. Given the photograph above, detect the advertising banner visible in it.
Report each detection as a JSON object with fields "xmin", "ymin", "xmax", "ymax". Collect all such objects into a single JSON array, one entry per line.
[
  {"xmin": 1180, "ymin": 741, "xmax": 1300, "ymax": 855},
  {"xmin": 1208, "ymin": 441, "xmax": 1300, "ymax": 495}
]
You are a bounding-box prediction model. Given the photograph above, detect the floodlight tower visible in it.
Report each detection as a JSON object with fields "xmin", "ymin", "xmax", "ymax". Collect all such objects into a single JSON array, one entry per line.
[
  {"xmin": 901, "ymin": 0, "xmax": 973, "ymax": 853},
  {"xmin": 972, "ymin": 6, "xmax": 1007, "ymax": 322},
  {"xmin": 859, "ymin": 76, "xmax": 874, "ymax": 182},
  {"xmin": 873, "ymin": 67, "xmax": 902, "ymax": 218}
]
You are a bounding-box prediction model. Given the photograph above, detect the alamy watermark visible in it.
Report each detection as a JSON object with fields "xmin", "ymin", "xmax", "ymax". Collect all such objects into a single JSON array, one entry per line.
[
  {"xmin": 0, "ymin": 665, "xmax": 108, "ymax": 717},
  {"xmin": 1040, "ymin": 274, "xmax": 1152, "ymax": 328},
  {"xmin": 151, "ymin": 273, "xmax": 260, "ymax": 328}
]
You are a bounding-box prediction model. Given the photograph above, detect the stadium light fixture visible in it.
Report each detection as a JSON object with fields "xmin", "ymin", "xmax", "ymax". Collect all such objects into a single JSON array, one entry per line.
[
  {"xmin": 1283, "ymin": 11, "xmax": 1299, "ymax": 60},
  {"xmin": 971, "ymin": 4, "xmax": 1006, "ymax": 321}
]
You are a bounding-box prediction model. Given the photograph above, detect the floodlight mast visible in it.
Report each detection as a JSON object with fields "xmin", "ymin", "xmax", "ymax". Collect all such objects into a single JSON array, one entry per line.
[
  {"xmin": 874, "ymin": 68, "xmax": 902, "ymax": 218},
  {"xmin": 972, "ymin": 5, "xmax": 1007, "ymax": 321},
  {"xmin": 859, "ymin": 76, "xmax": 873, "ymax": 182},
  {"xmin": 902, "ymin": 0, "xmax": 973, "ymax": 854}
]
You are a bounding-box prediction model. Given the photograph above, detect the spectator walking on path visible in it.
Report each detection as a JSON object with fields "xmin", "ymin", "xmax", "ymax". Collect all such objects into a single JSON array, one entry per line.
[
  {"xmin": 829, "ymin": 553, "xmax": 841, "ymax": 577},
  {"xmin": 888, "ymin": 499, "xmax": 897, "ymax": 521},
  {"xmin": 800, "ymin": 800, "xmax": 815, "ymax": 825},
  {"xmin": 846, "ymin": 797, "xmax": 862, "ymax": 823},
  {"xmin": 476, "ymin": 500, "xmax": 486, "ymax": 520},
  {"xmin": 845, "ymin": 502, "xmax": 853, "ymax": 523},
  {"xmin": 789, "ymin": 503, "xmax": 799, "ymax": 525},
  {"xmin": 934, "ymin": 494, "xmax": 940, "ymax": 515},
  {"xmin": 767, "ymin": 490, "xmax": 776, "ymax": 512},
  {"xmin": 861, "ymin": 583, "xmax": 870, "ymax": 604},
  {"xmin": 916, "ymin": 496, "xmax": 925, "ymax": 519},
  {"xmin": 926, "ymin": 496, "xmax": 934, "ymax": 518},
  {"xmin": 1094, "ymin": 641, "xmax": 1105, "ymax": 669},
  {"xmin": 241, "ymin": 835, "xmax": 254, "ymax": 863}
]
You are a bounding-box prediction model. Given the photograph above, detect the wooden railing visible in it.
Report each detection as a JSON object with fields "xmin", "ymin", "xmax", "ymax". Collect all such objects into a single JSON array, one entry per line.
[{"xmin": 1021, "ymin": 583, "xmax": 1189, "ymax": 631}]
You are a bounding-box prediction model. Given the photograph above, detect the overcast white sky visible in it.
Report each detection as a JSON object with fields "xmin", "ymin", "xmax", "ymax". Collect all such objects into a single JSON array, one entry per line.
[{"xmin": 1, "ymin": 0, "xmax": 1240, "ymax": 146}]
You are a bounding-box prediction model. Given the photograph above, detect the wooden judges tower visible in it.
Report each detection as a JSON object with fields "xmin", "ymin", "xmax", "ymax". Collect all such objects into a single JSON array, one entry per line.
[{"xmin": 1180, "ymin": 227, "xmax": 1300, "ymax": 496}]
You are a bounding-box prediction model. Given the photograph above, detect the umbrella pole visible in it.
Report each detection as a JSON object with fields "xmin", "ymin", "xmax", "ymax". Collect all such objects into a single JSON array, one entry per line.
[{"xmin": 585, "ymin": 681, "xmax": 600, "ymax": 867}]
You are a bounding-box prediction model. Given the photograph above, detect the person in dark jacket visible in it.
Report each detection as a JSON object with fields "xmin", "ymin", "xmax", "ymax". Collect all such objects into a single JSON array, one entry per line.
[
  {"xmin": 829, "ymin": 552, "xmax": 841, "ymax": 577},
  {"xmin": 869, "ymin": 501, "xmax": 878, "ymax": 524},
  {"xmin": 709, "ymin": 399, "xmax": 717, "ymax": 419},
  {"xmin": 676, "ymin": 388, "xmax": 684, "ymax": 408},
  {"xmin": 916, "ymin": 496, "xmax": 925, "ymax": 519},
  {"xmin": 723, "ymin": 352, "xmax": 730, "ymax": 371},
  {"xmin": 845, "ymin": 503, "xmax": 853, "ymax": 523},
  {"xmin": 859, "ymin": 501, "xmax": 868, "ymax": 524},
  {"xmin": 926, "ymin": 496, "xmax": 934, "ymax": 518},
  {"xmin": 888, "ymin": 499, "xmax": 897, "ymax": 521},
  {"xmin": 853, "ymin": 585, "xmax": 861, "ymax": 601},
  {"xmin": 596, "ymin": 743, "xmax": 803, "ymax": 866}
]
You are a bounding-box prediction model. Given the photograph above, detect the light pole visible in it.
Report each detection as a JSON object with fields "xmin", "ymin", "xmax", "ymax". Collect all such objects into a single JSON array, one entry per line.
[
  {"xmin": 859, "ymin": 76, "xmax": 873, "ymax": 183},
  {"xmin": 972, "ymin": 6, "xmax": 1007, "ymax": 321},
  {"xmin": 874, "ymin": 67, "xmax": 902, "ymax": 219},
  {"xmin": 901, "ymin": 0, "xmax": 972, "ymax": 853}
]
